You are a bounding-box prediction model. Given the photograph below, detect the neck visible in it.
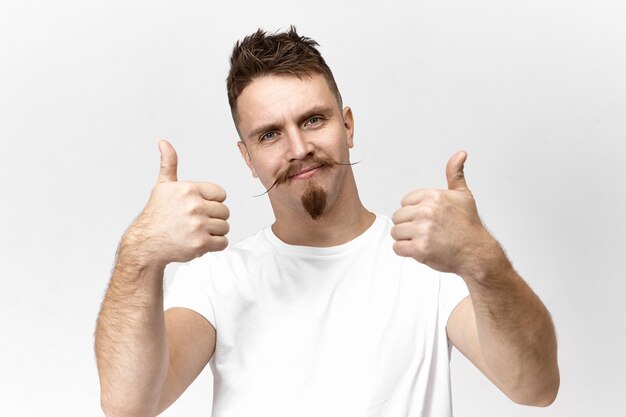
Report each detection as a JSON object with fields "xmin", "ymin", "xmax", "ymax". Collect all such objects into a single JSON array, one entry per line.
[{"xmin": 270, "ymin": 170, "xmax": 375, "ymax": 247}]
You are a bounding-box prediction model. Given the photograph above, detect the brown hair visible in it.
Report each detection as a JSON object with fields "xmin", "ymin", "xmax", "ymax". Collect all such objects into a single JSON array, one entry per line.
[{"xmin": 226, "ymin": 26, "xmax": 343, "ymax": 123}]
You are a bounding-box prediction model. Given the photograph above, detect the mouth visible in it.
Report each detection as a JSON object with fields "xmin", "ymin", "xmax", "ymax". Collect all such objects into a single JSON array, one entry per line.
[
  {"xmin": 254, "ymin": 156, "xmax": 344, "ymax": 197},
  {"xmin": 288, "ymin": 165, "xmax": 323, "ymax": 180}
]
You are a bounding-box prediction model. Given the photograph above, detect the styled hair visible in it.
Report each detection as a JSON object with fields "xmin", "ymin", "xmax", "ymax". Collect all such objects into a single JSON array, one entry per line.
[{"xmin": 226, "ymin": 26, "xmax": 343, "ymax": 123}]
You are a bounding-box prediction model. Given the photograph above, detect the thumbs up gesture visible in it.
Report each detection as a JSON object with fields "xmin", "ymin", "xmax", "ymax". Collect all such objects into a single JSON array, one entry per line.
[
  {"xmin": 125, "ymin": 140, "xmax": 230, "ymax": 268},
  {"xmin": 391, "ymin": 151, "xmax": 495, "ymax": 277}
]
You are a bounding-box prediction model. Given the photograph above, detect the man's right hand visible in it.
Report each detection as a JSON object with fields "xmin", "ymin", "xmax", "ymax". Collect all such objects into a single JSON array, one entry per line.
[{"xmin": 124, "ymin": 140, "xmax": 230, "ymax": 268}]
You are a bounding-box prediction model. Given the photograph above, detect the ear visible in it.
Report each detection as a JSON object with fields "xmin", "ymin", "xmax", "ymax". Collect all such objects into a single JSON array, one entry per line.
[
  {"xmin": 342, "ymin": 106, "xmax": 355, "ymax": 148},
  {"xmin": 237, "ymin": 140, "xmax": 258, "ymax": 178}
]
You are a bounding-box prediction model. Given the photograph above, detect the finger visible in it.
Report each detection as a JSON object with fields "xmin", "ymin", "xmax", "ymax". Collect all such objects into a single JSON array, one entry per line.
[
  {"xmin": 390, "ymin": 223, "xmax": 415, "ymax": 241},
  {"xmin": 206, "ymin": 236, "xmax": 229, "ymax": 252},
  {"xmin": 207, "ymin": 218, "xmax": 230, "ymax": 237},
  {"xmin": 446, "ymin": 150, "xmax": 469, "ymax": 192},
  {"xmin": 195, "ymin": 182, "xmax": 227, "ymax": 203},
  {"xmin": 391, "ymin": 205, "xmax": 418, "ymax": 225},
  {"xmin": 392, "ymin": 240, "xmax": 413, "ymax": 258},
  {"xmin": 158, "ymin": 140, "xmax": 178, "ymax": 183},
  {"xmin": 400, "ymin": 189, "xmax": 429, "ymax": 207},
  {"xmin": 205, "ymin": 201, "xmax": 230, "ymax": 221}
]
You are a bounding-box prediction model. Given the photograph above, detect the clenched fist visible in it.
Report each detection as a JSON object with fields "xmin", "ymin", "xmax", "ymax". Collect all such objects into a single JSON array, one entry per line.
[
  {"xmin": 124, "ymin": 140, "xmax": 230, "ymax": 268},
  {"xmin": 391, "ymin": 151, "xmax": 497, "ymax": 278}
]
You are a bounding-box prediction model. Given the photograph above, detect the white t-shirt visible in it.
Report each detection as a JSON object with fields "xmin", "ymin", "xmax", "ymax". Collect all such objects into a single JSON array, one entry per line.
[{"xmin": 165, "ymin": 215, "xmax": 469, "ymax": 417}]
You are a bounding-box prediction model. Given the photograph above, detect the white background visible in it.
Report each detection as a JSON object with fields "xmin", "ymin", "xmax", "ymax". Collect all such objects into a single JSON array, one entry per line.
[{"xmin": 1, "ymin": 0, "xmax": 625, "ymax": 416}]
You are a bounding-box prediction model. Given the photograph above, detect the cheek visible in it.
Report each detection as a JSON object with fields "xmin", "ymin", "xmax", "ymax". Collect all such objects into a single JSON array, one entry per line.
[
  {"xmin": 252, "ymin": 155, "xmax": 282, "ymax": 184},
  {"xmin": 333, "ymin": 136, "xmax": 353, "ymax": 160},
  {"xmin": 318, "ymin": 129, "xmax": 350, "ymax": 154}
]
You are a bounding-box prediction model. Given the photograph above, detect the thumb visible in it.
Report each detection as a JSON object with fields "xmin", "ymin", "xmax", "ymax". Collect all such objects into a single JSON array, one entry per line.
[
  {"xmin": 158, "ymin": 140, "xmax": 178, "ymax": 183},
  {"xmin": 446, "ymin": 150, "xmax": 470, "ymax": 192}
]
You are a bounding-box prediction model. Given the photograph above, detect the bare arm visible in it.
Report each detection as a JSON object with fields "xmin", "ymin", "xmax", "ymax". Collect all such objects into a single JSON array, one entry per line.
[
  {"xmin": 95, "ymin": 238, "xmax": 169, "ymax": 417},
  {"xmin": 159, "ymin": 307, "xmax": 216, "ymax": 413},
  {"xmin": 95, "ymin": 140, "xmax": 228, "ymax": 416},
  {"xmin": 446, "ymin": 243, "xmax": 559, "ymax": 405},
  {"xmin": 391, "ymin": 151, "xmax": 559, "ymax": 406}
]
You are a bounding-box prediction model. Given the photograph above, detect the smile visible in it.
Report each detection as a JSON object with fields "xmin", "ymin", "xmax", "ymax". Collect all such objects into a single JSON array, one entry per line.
[{"xmin": 289, "ymin": 165, "xmax": 322, "ymax": 180}]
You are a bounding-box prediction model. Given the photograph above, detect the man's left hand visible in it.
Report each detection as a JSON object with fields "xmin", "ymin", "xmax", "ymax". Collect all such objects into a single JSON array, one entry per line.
[{"xmin": 391, "ymin": 151, "xmax": 496, "ymax": 278}]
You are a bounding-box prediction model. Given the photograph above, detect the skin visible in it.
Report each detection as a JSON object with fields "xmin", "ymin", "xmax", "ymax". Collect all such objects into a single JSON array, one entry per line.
[
  {"xmin": 95, "ymin": 141, "xmax": 227, "ymax": 416},
  {"xmin": 95, "ymin": 73, "xmax": 559, "ymax": 416},
  {"xmin": 391, "ymin": 151, "xmax": 560, "ymax": 405},
  {"xmin": 236, "ymin": 74, "xmax": 375, "ymax": 246}
]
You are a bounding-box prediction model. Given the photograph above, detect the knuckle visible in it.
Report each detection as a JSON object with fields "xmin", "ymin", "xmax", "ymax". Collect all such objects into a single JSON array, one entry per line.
[
  {"xmin": 423, "ymin": 222, "xmax": 435, "ymax": 236},
  {"xmin": 420, "ymin": 205, "xmax": 435, "ymax": 219},
  {"xmin": 413, "ymin": 252, "xmax": 427, "ymax": 264},
  {"xmin": 414, "ymin": 239, "xmax": 429, "ymax": 257},
  {"xmin": 190, "ymin": 237, "xmax": 209, "ymax": 257},
  {"xmin": 425, "ymin": 226, "xmax": 438, "ymax": 245},
  {"xmin": 431, "ymin": 190, "xmax": 443, "ymax": 203},
  {"xmin": 186, "ymin": 201, "xmax": 202, "ymax": 216},
  {"xmin": 180, "ymin": 182, "xmax": 195, "ymax": 195},
  {"xmin": 190, "ymin": 217, "xmax": 204, "ymax": 232},
  {"xmin": 191, "ymin": 235, "xmax": 207, "ymax": 249}
]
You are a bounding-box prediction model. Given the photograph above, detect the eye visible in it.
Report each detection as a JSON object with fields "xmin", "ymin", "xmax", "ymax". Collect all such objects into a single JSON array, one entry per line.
[
  {"xmin": 305, "ymin": 116, "xmax": 323, "ymax": 126},
  {"xmin": 259, "ymin": 131, "xmax": 277, "ymax": 142}
]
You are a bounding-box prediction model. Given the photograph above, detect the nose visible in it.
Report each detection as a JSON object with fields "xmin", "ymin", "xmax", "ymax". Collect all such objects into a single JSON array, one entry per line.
[{"xmin": 285, "ymin": 128, "xmax": 314, "ymax": 161}]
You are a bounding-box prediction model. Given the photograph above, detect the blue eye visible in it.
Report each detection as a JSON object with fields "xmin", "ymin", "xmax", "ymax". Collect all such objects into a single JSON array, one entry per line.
[{"xmin": 260, "ymin": 131, "xmax": 276, "ymax": 142}]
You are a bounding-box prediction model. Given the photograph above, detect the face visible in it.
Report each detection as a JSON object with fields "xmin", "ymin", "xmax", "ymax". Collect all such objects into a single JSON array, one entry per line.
[{"xmin": 236, "ymin": 73, "xmax": 355, "ymax": 220}]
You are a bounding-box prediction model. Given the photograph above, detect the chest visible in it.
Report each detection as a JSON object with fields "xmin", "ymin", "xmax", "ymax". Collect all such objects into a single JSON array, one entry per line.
[{"xmin": 212, "ymin": 253, "xmax": 441, "ymax": 377}]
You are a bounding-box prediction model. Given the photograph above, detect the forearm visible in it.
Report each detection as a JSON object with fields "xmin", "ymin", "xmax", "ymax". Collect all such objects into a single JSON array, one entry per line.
[
  {"xmin": 95, "ymin": 238, "xmax": 169, "ymax": 417},
  {"xmin": 464, "ymin": 242, "xmax": 559, "ymax": 405},
  {"xmin": 93, "ymin": 140, "xmax": 229, "ymax": 415}
]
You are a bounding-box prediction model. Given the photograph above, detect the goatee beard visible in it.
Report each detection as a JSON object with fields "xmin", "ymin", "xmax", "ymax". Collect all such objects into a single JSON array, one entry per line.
[{"xmin": 301, "ymin": 181, "xmax": 327, "ymax": 220}]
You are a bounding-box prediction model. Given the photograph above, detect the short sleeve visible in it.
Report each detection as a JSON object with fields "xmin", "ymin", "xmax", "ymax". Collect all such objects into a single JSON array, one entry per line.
[
  {"xmin": 164, "ymin": 257, "xmax": 217, "ymax": 329},
  {"xmin": 438, "ymin": 272, "xmax": 470, "ymax": 326}
]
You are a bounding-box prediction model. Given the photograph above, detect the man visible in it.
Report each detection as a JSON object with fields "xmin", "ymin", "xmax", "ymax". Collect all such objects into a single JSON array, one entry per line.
[{"xmin": 95, "ymin": 27, "xmax": 559, "ymax": 417}]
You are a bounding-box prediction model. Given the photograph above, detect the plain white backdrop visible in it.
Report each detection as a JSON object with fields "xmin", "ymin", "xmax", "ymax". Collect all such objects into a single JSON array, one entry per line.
[{"xmin": 1, "ymin": 0, "xmax": 624, "ymax": 416}]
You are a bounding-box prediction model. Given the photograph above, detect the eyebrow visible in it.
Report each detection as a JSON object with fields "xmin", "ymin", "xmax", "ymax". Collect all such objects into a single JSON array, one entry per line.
[
  {"xmin": 245, "ymin": 104, "xmax": 335, "ymax": 141},
  {"xmin": 247, "ymin": 122, "xmax": 281, "ymax": 141}
]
